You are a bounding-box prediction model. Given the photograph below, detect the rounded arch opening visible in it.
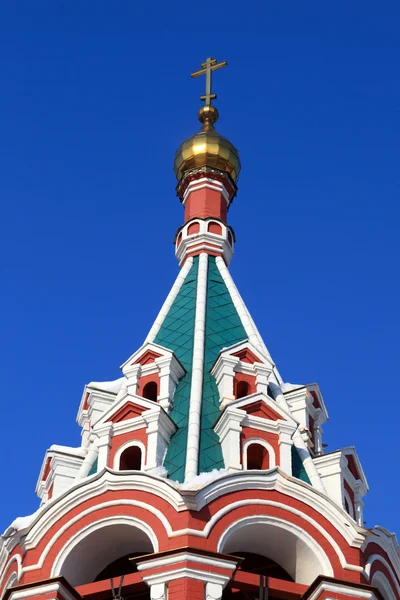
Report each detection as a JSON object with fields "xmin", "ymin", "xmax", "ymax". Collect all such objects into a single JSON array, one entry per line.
[
  {"xmin": 119, "ymin": 445, "xmax": 142, "ymax": 471},
  {"xmin": 218, "ymin": 516, "xmax": 332, "ymax": 585},
  {"xmin": 55, "ymin": 520, "xmax": 156, "ymax": 587},
  {"xmin": 142, "ymin": 381, "xmax": 158, "ymax": 402},
  {"xmin": 236, "ymin": 380, "xmax": 250, "ymax": 399},
  {"xmin": 246, "ymin": 443, "xmax": 270, "ymax": 470}
]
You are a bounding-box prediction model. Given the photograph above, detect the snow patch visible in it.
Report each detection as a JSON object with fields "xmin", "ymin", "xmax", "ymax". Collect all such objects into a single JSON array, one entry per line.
[
  {"xmin": 7, "ymin": 508, "xmax": 41, "ymax": 533},
  {"xmin": 146, "ymin": 466, "xmax": 168, "ymax": 478},
  {"xmin": 87, "ymin": 377, "xmax": 125, "ymax": 394},
  {"xmin": 49, "ymin": 445, "xmax": 87, "ymax": 457},
  {"xmin": 179, "ymin": 469, "xmax": 229, "ymax": 490},
  {"xmin": 280, "ymin": 382, "xmax": 304, "ymax": 393}
]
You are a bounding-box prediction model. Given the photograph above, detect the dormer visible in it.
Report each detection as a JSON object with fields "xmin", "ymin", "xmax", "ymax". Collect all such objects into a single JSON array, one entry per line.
[
  {"xmin": 281, "ymin": 382, "xmax": 328, "ymax": 455},
  {"xmin": 36, "ymin": 445, "xmax": 87, "ymax": 504},
  {"xmin": 313, "ymin": 446, "xmax": 369, "ymax": 525},
  {"xmin": 77, "ymin": 378, "xmax": 124, "ymax": 446},
  {"xmin": 91, "ymin": 391, "xmax": 177, "ymax": 474},
  {"xmin": 120, "ymin": 342, "xmax": 185, "ymax": 412},
  {"xmin": 211, "ymin": 341, "xmax": 274, "ymax": 409},
  {"xmin": 214, "ymin": 392, "xmax": 297, "ymax": 475}
]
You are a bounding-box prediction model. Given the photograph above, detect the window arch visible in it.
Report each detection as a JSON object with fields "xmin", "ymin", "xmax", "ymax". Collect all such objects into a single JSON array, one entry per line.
[
  {"xmin": 187, "ymin": 222, "xmax": 200, "ymax": 235},
  {"xmin": 208, "ymin": 221, "xmax": 222, "ymax": 235},
  {"xmin": 243, "ymin": 439, "xmax": 276, "ymax": 471},
  {"xmin": 236, "ymin": 380, "xmax": 250, "ymax": 399},
  {"xmin": 142, "ymin": 381, "xmax": 158, "ymax": 402},
  {"xmin": 119, "ymin": 445, "xmax": 142, "ymax": 471}
]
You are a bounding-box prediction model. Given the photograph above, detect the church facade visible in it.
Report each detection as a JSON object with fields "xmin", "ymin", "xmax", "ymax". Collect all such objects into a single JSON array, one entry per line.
[{"xmin": 1, "ymin": 59, "xmax": 399, "ymax": 600}]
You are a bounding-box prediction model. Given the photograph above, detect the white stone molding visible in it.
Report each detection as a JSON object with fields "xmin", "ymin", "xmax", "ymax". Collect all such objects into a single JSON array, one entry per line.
[
  {"xmin": 142, "ymin": 408, "xmax": 177, "ymax": 470},
  {"xmin": 145, "ymin": 256, "xmax": 193, "ymax": 343},
  {"xmin": 175, "ymin": 218, "xmax": 234, "ymax": 266},
  {"xmin": 0, "ymin": 555, "xmax": 21, "ymax": 593},
  {"xmin": 371, "ymin": 569, "xmax": 398, "ymax": 600},
  {"xmin": 94, "ymin": 422, "xmax": 113, "ymax": 471},
  {"xmin": 113, "ymin": 439, "xmax": 146, "ymax": 471},
  {"xmin": 365, "ymin": 554, "xmax": 400, "ymax": 598},
  {"xmin": 313, "ymin": 447, "xmax": 368, "ymax": 525},
  {"xmin": 17, "ymin": 469, "xmax": 368, "ymax": 560},
  {"xmin": 217, "ymin": 513, "xmax": 333, "ymax": 584},
  {"xmin": 0, "ymin": 572, "xmax": 18, "ymax": 600},
  {"xmin": 242, "ymin": 438, "xmax": 276, "ymax": 470},
  {"xmin": 149, "ymin": 582, "xmax": 167, "ymax": 600},
  {"xmin": 306, "ymin": 581, "xmax": 382, "ymax": 600},
  {"xmin": 181, "ymin": 177, "xmax": 231, "ymax": 206},
  {"xmin": 283, "ymin": 383, "xmax": 328, "ymax": 455},
  {"xmin": 214, "ymin": 407, "xmax": 246, "ymax": 472},
  {"xmin": 50, "ymin": 515, "xmax": 158, "ymax": 586},
  {"xmin": 214, "ymin": 393, "xmax": 297, "ymax": 475},
  {"xmin": 206, "ymin": 582, "xmax": 224, "ymax": 600},
  {"xmin": 120, "ymin": 342, "xmax": 185, "ymax": 413},
  {"xmin": 36, "ymin": 446, "xmax": 87, "ymax": 503},
  {"xmin": 185, "ymin": 252, "xmax": 208, "ymax": 482},
  {"xmin": 4, "ymin": 581, "xmax": 78, "ymax": 600},
  {"xmin": 211, "ymin": 340, "xmax": 274, "ymax": 409}
]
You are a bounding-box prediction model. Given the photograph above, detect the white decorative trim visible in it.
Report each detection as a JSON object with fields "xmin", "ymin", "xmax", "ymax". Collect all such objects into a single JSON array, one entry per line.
[
  {"xmin": 113, "ymin": 439, "xmax": 146, "ymax": 471},
  {"xmin": 371, "ymin": 570, "xmax": 398, "ymax": 600},
  {"xmin": 23, "ymin": 501, "xmax": 162, "ymax": 576},
  {"xmin": 4, "ymin": 581, "xmax": 78, "ymax": 600},
  {"xmin": 0, "ymin": 555, "xmax": 21, "ymax": 591},
  {"xmin": 0, "ymin": 572, "xmax": 18, "ymax": 600},
  {"xmin": 185, "ymin": 252, "xmax": 208, "ymax": 482},
  {"xmin": 20, "ymin": 469, "xmax": 366, "ymax": 554},
  {"xmin": 306, "ymin": 582, "xmax": 380, "ymax": 600},
  {"xmin": 137, "ymin": 552, "xmax": 238, "ymax": 572},
  {"xmin": 217, "ymin": 513, "xmax": 333, "ymax": 584},
  {"xmin": 145, "ymin": 257, "xmax": 194, "ymax": 343},
  {"xmin": 365, "ymin": 554, "xmax": 400, "ymax": 597},
  {"xmin": 243, "ymin": 438, "xmax": 276, "ymax": 470},
  {"xmin": 176, "ymin": 230, "xmax": 233, "ymax": 267},
  {"xmin": 50, "ymin": 515, "xmax": 158, "ymax": 581},
  {"xmin": 182, "ymin": 178, "xmax": 231, "ymax": 206},
  {"xmin": 142, "ymin": 567, "xmax": 230, "ymax": 587}
]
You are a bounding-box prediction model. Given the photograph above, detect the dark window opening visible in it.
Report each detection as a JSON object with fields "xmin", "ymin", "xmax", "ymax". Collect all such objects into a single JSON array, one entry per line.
[
  {"xmin": 247, "ymin": 443, "xmax": 269, "ymax": 470},
  {"xmin": 142, "ymin": 381, "xmax": 158, "ymax": 402},
  {"xmin": 236, "ymin": 380, "xmax": 250, "ymax": 399},
  {"xmin": 119, "ymin": 446, "xmax": 142, "ymax": 471}
]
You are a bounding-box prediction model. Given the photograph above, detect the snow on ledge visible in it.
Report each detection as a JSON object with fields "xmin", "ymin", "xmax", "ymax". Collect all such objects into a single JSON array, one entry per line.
[
  {"xmin": 179, "ymin": 469, "xmax": 229, "ymax": 491},
  {"xmin": 49, "ymin": 445, "xmax": 87, "ymax": 458},
  {"xmin": 87, "ymin": 377, "xmax": 125, "ymax": 394}
]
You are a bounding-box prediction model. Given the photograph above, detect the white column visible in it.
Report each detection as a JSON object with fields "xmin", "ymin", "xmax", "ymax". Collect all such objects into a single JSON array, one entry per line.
[{"xmin": 185, "ymin": 252, "xmax": 208, "ymax": 482}]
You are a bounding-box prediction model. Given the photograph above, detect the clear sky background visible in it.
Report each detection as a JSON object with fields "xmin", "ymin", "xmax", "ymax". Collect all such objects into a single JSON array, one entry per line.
[{"xmin": 0, "ymin": 2, "xmax": 399, "ymax": 536}]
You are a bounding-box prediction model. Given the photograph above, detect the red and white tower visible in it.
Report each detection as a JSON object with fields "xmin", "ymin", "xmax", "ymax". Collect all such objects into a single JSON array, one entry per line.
[{"xmin": 1, "ymin": 58, "xmax": 399, "ymax": 600}]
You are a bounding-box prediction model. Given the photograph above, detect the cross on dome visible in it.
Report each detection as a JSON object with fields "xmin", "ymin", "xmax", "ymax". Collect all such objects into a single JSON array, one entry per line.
[{"xmin": 191, "ymin": 56, "xmax": 227, "ymax": 106}]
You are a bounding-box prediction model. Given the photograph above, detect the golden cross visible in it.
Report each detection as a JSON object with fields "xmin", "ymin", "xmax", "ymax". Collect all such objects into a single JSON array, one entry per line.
[{"xmin": 191, "ymin": 57, "xmax": 227, "ymax": 106}]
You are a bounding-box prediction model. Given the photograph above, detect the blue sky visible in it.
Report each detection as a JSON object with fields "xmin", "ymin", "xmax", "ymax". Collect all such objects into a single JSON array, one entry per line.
[{"xmin": 0, "ymin": 2, "xmax": 399, "ymax": 535}]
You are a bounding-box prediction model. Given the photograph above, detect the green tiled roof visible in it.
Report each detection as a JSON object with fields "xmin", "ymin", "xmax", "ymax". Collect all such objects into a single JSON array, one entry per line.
[
  {"xmin": 88, "ymin": 457, "xmax": 98, "ymax": 476},
  {"xmin": 155, "ymin": 258, "xmax": 199, "ymax": 482},
  {"xmin": 199, "ymin": 256, "xmax": 247, "ymax": 473},
  {"xmin": 291, "ymin": 445, "xmax": 311, "ymax": 484}
]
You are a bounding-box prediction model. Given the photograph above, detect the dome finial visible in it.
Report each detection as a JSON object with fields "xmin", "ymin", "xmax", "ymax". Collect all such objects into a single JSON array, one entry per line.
[{"xmin": 191, "ymin": 56, "xmax": 227, "ymax": 130}]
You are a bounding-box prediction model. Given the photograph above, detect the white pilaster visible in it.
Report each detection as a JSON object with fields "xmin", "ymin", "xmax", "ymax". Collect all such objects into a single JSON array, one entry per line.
[{"xmin": 185, "ymin": 252, "xmax": 208, "ymax": 482}]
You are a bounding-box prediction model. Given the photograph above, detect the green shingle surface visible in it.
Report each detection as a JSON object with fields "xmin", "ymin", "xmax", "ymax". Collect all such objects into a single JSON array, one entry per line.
[
  {"xmin": 291, "ymin": 445, "xmax": 311, "ymax": 484},
  {"xmin": 88, "ymin": 457, "xmax": 98, "ymax": 476},
  {"xmin": 155, "ymin": 258, "xmax": 199, "ymax": 482},
  {"xmin": 198, "ymin": 256, "xmax": 247, "ymax": 473}
]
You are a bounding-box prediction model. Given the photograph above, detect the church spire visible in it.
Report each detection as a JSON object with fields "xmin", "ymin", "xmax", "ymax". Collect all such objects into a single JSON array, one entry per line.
[{"xmin": 173, "ymin": 58, "xmax": 240, "ymax": 267}]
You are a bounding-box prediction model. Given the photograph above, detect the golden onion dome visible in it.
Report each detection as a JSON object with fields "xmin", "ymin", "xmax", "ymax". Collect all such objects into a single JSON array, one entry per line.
[{"xmin": 173, "ymin": 105, "xmax": 241, "ymax": 184}]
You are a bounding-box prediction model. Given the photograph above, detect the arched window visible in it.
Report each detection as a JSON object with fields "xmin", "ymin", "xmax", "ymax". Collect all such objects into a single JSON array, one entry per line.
[
  {"xmin": 246, "ymin": 443, "xmax": 270, "ymax": 470},
  {"xmin": 236, "ymin": 380, "xmax": 250, "ymax": 399},
  {"xmin": 119, "ymin": 446, "xmax": 142, "ymax": 471},
  {"xmin": 142, "ymin": 381, "xmax": 158, "ymax": 402},
  {"xmin": 208, "ymin": 221, "xmax": 222, "ymax": 235},
  {"xmin": 187, "ymin": 222, "xmax": 200, "ymax": 235}
]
